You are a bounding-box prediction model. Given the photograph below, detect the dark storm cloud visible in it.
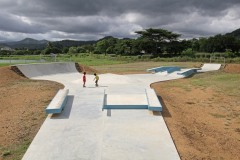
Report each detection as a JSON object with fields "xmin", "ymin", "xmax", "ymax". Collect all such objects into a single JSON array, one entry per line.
[
  {"xmin": 0, "ymin": 12, "xmax": 47, "ymax": 33},
  {"xmin": 0, "ymin": 0, "xmax": 239, "ymax": 40},
  {"xmin": 11, "ymin": 0, "xmax": 240, "ymax": 17}
]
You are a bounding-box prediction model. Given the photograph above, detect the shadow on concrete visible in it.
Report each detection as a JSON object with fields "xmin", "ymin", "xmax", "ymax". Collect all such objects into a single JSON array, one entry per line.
[
  {"xmin": 87, "ymin": 86, "xmax": 108, "ymax": 88},
  {"xmin": 152, "ymin": 111, "xmax": 161, "ymax": 116},
  {"xmin": 157, "ymin": 95, "xmax": 172, "ymax": 118},
  {"xmin": 107, "ymin": 109, "xmax": 111, "ymax": 117},
  {"xmin": 50, "ymin": 95, "xmax": 74, "ymax": 119}
]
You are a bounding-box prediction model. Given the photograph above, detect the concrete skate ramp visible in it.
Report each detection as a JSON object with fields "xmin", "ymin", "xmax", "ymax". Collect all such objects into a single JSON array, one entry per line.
[
  {"xmin": 15, "ymin": 62, "xmax": 78, "ymax": 78},
  {"xmin": 199, "ymin": 63, "xmax": 221, "ymax": 72}
]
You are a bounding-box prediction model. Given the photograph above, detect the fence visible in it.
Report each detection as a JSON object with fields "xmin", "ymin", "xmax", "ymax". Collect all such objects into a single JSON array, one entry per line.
[{"xmin": 210, "ymin": 56, "xmax": 225, "ymax": 65}]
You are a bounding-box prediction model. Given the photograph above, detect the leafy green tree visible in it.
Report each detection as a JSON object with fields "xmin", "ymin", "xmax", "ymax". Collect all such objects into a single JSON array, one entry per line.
[
  {"xmin": 33, "ymin": 50, "xmax": 41, "ymax": 55},
  {"xmin": 47, "ymin": 42, "xmax": 53, "ymax": 49},
  {"xmin": 225, "ymin": 49, "xmax": 235, "ymax": 58},
  {"xmin": 191, "ymin": 38, "xmax": 200, "ymax": 52},
  {"xmin": 62, "ymin": 47, "xmax": 69, "ymax": 54},
  {"xmin": 81, "ymin": 45, "xmax": 94, "ymax": 53},
  {"xmin": 135, "ymin": 28, "xmax": 181, "ymax": 56},
  {"xmin": 113, "ymin": 39, "xmax": 133, "ymax": 55},
  {"xmin": 77, "ymin": 46, "xmax": 86, "ymax": 53},
  {"xmin": 95, "ymin": 37, "xmax": 117, "ymax": 55},
  {"xmin": 198, "ymin": 38, "xmax": 208, "ymax": 52},
  {"xmin": 68, "ymin": 46, "xmax": 78, "ymax": 54},
  {"xmin": 106, "ymin": 46, "xmax": 114, "ymax": 54},
  {"xmin": 181, "ymin": 48, "xmax": 195, "ymax": 57}
]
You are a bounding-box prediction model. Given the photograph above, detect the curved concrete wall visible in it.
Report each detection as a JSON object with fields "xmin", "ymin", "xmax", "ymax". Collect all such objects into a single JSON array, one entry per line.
[
  {"xmin": 199, "ymin": 63, "xmax": 221, "ymax": 72},
  {"xmin": 15, "ymin": 62, "xmax": 78, "ymax": 78}
]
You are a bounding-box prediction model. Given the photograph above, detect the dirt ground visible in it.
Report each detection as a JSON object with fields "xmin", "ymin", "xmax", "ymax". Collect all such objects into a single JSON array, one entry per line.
[
  {"xmin": 152, "ymin": 81, "xmax": 240, "ymax": 160},
  {"xmin": 0, "ymin": 67, "xmax": 63, "ymax": 159},
  {"xmin": 0, "ymin": 64, "xmax": 239, "ymax": 159},
  {"xmin": 224, "ymin": 63, "xmax": 240, "ymax": 73}
]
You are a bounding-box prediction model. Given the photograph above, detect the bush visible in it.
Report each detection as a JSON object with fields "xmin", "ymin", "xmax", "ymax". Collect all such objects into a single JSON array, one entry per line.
[{"xmin": 181, "ymin": 48, "xmax": 195, "ymax": 58}]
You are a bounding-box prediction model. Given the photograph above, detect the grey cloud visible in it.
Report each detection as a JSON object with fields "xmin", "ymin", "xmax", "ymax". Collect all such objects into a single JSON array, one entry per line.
[
  {"xmin": 38, "ymin": 16, "xmax": 111, "ymax": 34},
  {"xmin": 0, "ymin": 12, "xmax": 48, "ymax": 34},
  {"xmin": 8, "ymin": 0, "xmax": 240, "ymax": 17},
  {"xmin": 0, "ymin": 0, "xmax": 240, "ymax": 41}
]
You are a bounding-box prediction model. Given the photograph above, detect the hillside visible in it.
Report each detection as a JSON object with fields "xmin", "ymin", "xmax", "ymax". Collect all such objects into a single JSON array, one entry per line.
[
  {"xmin": 0, "ymin": 38, "xmax": 48, "ymax": 49},
  {"xmin": 0, "ymin": 38, "xmax": 96, "ymax": 50},
  {"xmin": 52, "ymin": 39, "xmax": 96, "ymax": 48},
  {"xmin": 226, "ymin": 28, "xmax": 240, "ymax": 39}
]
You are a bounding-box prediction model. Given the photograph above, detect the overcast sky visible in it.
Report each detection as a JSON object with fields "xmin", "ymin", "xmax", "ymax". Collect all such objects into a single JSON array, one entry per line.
[{"xmin": 0, "ymin": 0, "xmax": 240, "ymax": 41}]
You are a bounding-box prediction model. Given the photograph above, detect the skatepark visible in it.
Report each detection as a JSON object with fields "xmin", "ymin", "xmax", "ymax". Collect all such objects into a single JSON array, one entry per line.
[{"xmin": 7, "ymin": 62, "xmax": 220, "ymax": 160}]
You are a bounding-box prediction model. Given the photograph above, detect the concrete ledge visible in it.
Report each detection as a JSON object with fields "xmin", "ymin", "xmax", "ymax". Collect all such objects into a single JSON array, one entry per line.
[
  {"xmin": 45, "ymin": 89, "xmax": 69, "ymax": 114},
  {"xmin": 146, "ymin": 89, "xmax": 162, "ymax": 111}
]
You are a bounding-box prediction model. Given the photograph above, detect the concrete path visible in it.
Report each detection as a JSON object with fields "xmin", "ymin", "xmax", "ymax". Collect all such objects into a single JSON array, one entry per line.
[{"xmin": 17, "ymin": 62, "xmax": 188, "ymax": 160}]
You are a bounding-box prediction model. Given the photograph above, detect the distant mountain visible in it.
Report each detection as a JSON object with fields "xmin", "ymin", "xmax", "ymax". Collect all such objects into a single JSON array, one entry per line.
[
  {"xmin": 17, "ymin": 38, "xmax": 49, "ymax": 45},
  {"xmin": 0, "ymin": 38, "xmax": 97, "ymax": 49},
  {"xmin": 97, "ymin": 36, "xmax": 115, "ymax": 42},
  {"xmin": 52, "ymin": 39, "xmax": 96, "ymax": 48},
  {"xmin": 0, "ymin": 38, "xmax": 49, "ymax": 49},
  {"xmin": 225, "ymin": 28, "xmax": 240, "ymax": 39}
]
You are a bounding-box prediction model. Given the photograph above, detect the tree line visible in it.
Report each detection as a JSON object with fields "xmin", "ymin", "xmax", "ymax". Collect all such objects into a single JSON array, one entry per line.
[{"xmin": 1, "ymin": 28, "xmax": 240, "ymax": 58}]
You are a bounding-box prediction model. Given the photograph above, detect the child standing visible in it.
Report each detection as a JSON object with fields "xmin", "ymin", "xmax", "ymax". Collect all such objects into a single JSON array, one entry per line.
[
  {"xmin": 83, "ymin": 72, "xmax": 86, "ymax": 87},
  {"xmin": 93, "ymin": 73, "xmax": 99, "ymax": 87}
]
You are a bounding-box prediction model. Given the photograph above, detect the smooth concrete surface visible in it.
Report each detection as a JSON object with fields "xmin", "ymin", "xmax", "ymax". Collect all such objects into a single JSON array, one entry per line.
[
  {"xmin": 101, "ymin": 110, "xmax": 178, "ymax": 160},
  {"xmin": 16, "ymin": 62, "xmax": 77, "ymax": 78},
  {"xmin": 198, "ymin": 63, "xmax": 221, "ymax": 72},
  {"xmin": 106, "ymin": 94, "xmax": 147, "ymax": 105},
  {"xmin": 17, "ymin": 63, "xmax": 187, "ymax": 160}
]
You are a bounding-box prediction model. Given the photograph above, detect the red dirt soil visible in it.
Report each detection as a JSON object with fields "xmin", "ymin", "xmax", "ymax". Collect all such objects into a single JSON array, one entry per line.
[
  {"xmin": 0, "ymin": 67, "xmax": 63, "ymax": 159},
  {"xmin": 224, "ymin": 64, "xmax": 240, "ymax": 73}
]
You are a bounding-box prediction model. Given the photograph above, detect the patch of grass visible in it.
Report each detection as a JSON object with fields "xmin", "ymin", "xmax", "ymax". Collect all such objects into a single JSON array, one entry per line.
[
  {"xmin": 190, "ymin": 71, "xmax": 240, "ymax": 96},
  {"xmin": 71, "ymin": 54, "xmax": 132, "ymax": 66},
  {"xmin": 1, "ymin": 150, "xmax": 11, "ymax": 157},
  {"xmin": 91, "ymin": 61, "xmax": 201, "ymax": 73},
  {"xmin": 0, "ymin": 140, "xmax": 31, "ymax": 160},
  {"xmin": 0, "ymin": 63, "xmax": 11, "ymax": 67},
  {"xmin": 162, "ymin": 81, "xmax": 192, "ymax": 91},
  {"xmin": 12, "ymin": 140, "xmax": 31, "ymax": 160}
]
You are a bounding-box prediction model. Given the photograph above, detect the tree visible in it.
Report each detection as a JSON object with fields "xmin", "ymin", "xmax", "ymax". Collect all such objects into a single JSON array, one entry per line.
[
  {"xmin": 81, "ymin": 45, "xmax": 94, "ymax": 53},
  {"xmin": 62, "ymin": 47, "xmax": 69, "ymax": 54},
  {"xmin": 95, "ymin": 37, "xmax": 117, "ymax": 55},
  {"xmin": 68, "ymin": 47, "xmax": 78, "ymax": 54},
  {"xmin": 135, "ymin": 28, "xmax": 181, "ymax": 56}
]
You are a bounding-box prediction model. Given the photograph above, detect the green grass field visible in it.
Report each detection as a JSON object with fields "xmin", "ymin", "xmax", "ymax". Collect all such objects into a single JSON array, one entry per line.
[{"xmin": 191, "ymin": 71, "xmax": 240, "ymax": 96}]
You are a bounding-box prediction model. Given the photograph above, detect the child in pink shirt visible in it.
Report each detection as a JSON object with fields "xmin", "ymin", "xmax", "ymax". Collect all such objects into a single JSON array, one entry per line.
[{"xmin": 83, "ymin": 72, "xmax": 86, "ymax": 87}]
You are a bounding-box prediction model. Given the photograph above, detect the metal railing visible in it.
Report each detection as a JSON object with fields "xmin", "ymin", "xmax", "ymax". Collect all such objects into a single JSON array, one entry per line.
[{"xmin": 210, "ymin": 56, "xmax": 225, "ymax": 65}]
